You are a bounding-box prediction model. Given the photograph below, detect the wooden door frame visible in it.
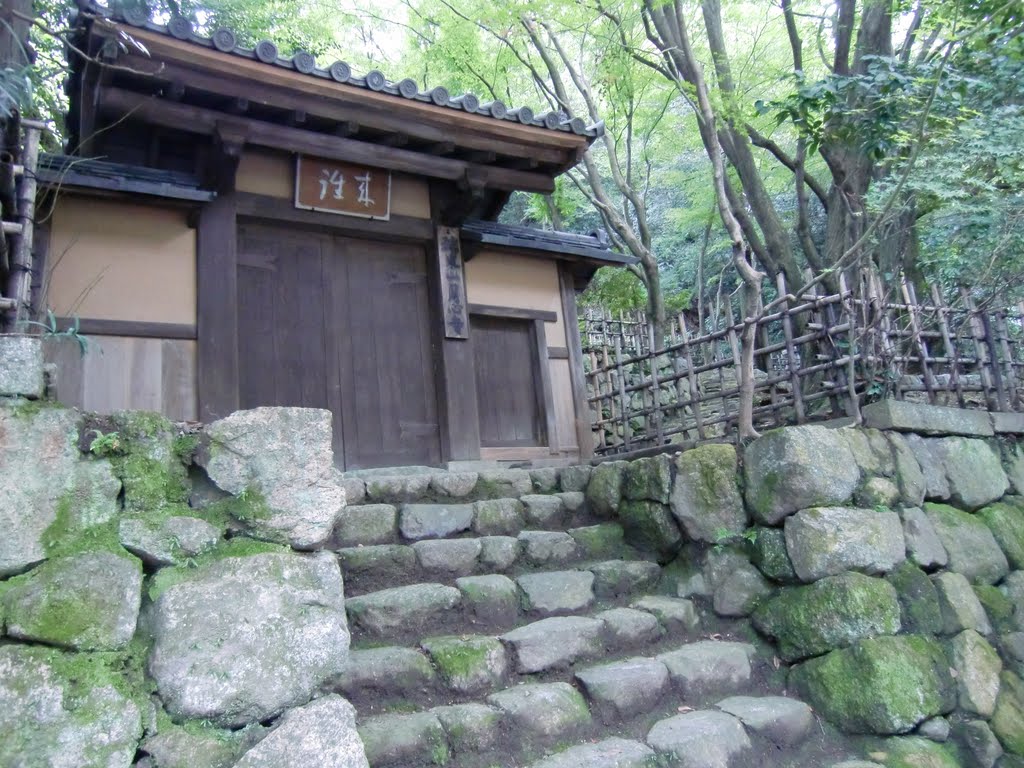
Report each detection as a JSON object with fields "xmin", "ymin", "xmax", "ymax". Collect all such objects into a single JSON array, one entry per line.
[
  {"xmin": 467, "ymin": 304, "xmax": 559, "ymax": 456},
  {"xmin": 198, "ymin": 181, "xmax": 463, "ymax": 467}
]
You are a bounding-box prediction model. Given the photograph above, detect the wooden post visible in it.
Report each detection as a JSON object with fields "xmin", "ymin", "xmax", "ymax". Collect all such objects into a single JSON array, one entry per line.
[
  {"xmin": 559, "ymin": 265, "xmax": 595, "ymax": 459},
  {"xmin": 995, "ymin": 311, "xmax": 1020, "ymax": 411},
  {"xmin": 679, "ymin": 314, "xmax": 705, "ymax": 441}
]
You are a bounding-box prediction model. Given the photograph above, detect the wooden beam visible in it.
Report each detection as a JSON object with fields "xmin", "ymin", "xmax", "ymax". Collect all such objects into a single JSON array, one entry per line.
[
  {"xmin": 55, "ymin": 317, "xmax": 196, "ymax": 339},
  {"xmin": 559, "ymin": 262, "xmax": 594, "ymax": 459},
  {"xmin": 236, "ymin": 192, "xmax": 434, "ymax": 242},
  {"xmin": 335, "ymin": 121, "xmax": 359, "ymax": 137},
  {"xmin": 99, "ymin": 88, "xmax": 556, "ymax": 194},
  {"xmin": 380, "ymin": 133, "xmax": 409, "ymax": 148},
  {"xmin": 547, "ymin": 346, "xmax": 570, "ymax": 359},
  {"xmin": 467, "ymin": 303, "xmax": 558, "ymax": 323}
]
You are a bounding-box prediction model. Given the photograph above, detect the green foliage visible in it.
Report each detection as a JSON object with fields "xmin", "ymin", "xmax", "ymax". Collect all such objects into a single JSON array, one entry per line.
[
  {"xmin": 88, "ymin": 430, "xmax": 125, "ymax": 457},
  {"xmin": 18, "ymin": 311, "xmax": 91, "ymax": 356}
]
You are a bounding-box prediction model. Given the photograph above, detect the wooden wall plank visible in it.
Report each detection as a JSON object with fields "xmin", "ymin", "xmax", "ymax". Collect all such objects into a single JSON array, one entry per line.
[{"xmin": 161, "ymin": 340, "xmax": 198, "ymax": 421}]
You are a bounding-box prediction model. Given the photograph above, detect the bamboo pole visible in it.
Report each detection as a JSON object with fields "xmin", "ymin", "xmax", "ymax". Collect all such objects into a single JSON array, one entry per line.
[
  {"xmin": 614, "ymin": 337, "xmax": 631, "ymax": 451},
  {"xmin": 900, "ymin": 278, "xmax": 937, "ymax": 405},
  {"xmin": 3, "ymin": 120, "xmax": 40, "ymax": 329},
  {"xmin": 995, "ymin": 311, "xmax": 1020, "ymax": 410},
  {"xmin": 777, "ymin": 273, "xmax": 805, "ymax": 423},
  {"xmin": 961, "ymin": 288, "xmax": 999, "ymax": 411},
  {"xmin": 931, "ymin": 285, "xmax": 966, "ymax": 409},
  {"xmin": 679, "ymin": 313, "xmax": 706, "ymax": 441},
  {"xmin": 649, "ymin": 323, "xmax": 664, "ymax": 446}
]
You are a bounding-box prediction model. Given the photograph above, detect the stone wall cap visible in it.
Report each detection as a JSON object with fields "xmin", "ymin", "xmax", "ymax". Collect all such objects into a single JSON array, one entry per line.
[{"xmin": 862, "ymin": 400, "xmax": 994, "ymax": 437}]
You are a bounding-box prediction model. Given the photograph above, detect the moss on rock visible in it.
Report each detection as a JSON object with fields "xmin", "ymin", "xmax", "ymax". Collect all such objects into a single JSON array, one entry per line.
[
  {"xmin": 878, "ymin": 736, "xmax": 961, "ymax": 768},
  {"xmin": 753, "ymin": 572, "xmax": 901, "ymax": 661},
  {"xmin": 993, "ymin": 671, "xmax": 1024, "ymax": 756},
  {"xmin": 975, "ymin": 584, "xmax": 1017, "ymax": 633},
  {"xmin": 979, "ymin": 498, "xmax": 1024, "ymax": 570},
  {"xmin": 790, "ymin": 635, "xmax": 956, "ymax": 735},
  {"xmin": 886, "ymin": 562, "xmax": 943, "ymax": 635}
]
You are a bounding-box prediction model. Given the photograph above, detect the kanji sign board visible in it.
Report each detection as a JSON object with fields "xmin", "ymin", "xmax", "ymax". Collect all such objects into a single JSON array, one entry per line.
[{"xmin": 295, "ymin": 156, "xmax": 392, "ymax": 220}]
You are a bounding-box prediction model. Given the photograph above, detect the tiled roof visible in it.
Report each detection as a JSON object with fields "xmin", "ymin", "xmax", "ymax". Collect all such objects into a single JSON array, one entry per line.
[
  {"xmin": 76, "ymin": 1, "xmax": 604, "ymax": 139},
  {"xmin": 462, "ymin": 220, "xmax": 631, "ymax": 265},
  {"xmin": 37, "ymin": 153, "xmax": 214, "ymax": 201}
]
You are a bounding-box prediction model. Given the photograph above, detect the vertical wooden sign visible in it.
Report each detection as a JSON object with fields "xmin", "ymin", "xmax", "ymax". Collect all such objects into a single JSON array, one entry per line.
[{"xmin": 437, "ymin": 226, "xmax": 469, "ymax": 339}]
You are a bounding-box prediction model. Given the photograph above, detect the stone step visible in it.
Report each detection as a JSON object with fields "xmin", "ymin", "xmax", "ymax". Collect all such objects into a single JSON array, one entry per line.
[
  {"xmin": 338, "ymin": 523, "xmax": 639, "ymax": 596},
  {"xmin": 352, "ymin": 649, "xmax": 813, "ymax": 768},
  {"xmin": 341, "ymin": 464, "xmax": 593, "ymax": 506},
  {"xmin": 343, "ymin": 560, "xmax": 668, "ymax": 644},
  {"xmin": 336, "ymin": 496, "xmax": 601, "ymax": 550}
]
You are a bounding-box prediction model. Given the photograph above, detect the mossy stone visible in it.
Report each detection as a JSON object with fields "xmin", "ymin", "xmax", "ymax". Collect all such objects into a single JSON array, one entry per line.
[
  {"xmin": 975, "ymin": 584, "xmax": 1017, "ymax": 633},
  {"xmin": 585, "ymin": 461, "xmax": 627, "ymax": 517},
  {"xmin": 879, "ymin": 736, "xmax": 961, "ymax": 768},
  {"xmin": 750, "ymin": 526, "xmax": 799, "ymax": 583},
  {"xmin": 568, "ymin": 523, "xmax": 626, "ymax": 559},
  {"xmin": 622, "ymin": 454, "xmax": 673, "ymax": 503},
  {"xmin": 886, "ymin": 562, "xmax": 943, "ymax": 635},
  {"xmin": 993, "ymin": 671, "xmax": 1024, "ymax": 756},
  {"xmin": 617, "ymin": 499, "xmax": 683, "ymax": 562},
  {"xmin": 790, "ymin": 635, "xmax": 956, "ymax": 735},
  {"xmin": 980, "ymin": 498, "xmax": 1024, "ymax": 570},
  {"xmin": 670, "ymin": 443, "xmax": 747, "ymax": 542},
  {"xmin": 422, "ymin": 635, "xmax": 507, "ymax": 695},
  {"xmin": 925, "ymin": 503, "xmax": 1009, "ymax": 585},
  {"xmin": 753, "ymin": 572, "xmax": 901, "ymax": 662}
]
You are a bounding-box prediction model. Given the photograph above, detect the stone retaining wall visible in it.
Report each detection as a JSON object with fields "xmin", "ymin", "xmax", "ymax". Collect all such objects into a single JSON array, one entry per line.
[{"xmin": 2, "ymin": 395, "xmax": 1024, "ymax": 767}]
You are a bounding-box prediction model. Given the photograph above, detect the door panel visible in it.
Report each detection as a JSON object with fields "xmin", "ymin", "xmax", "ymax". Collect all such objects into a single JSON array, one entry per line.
[
  {"xmin": 330, "ymin": 238, "xmax": 440, "ymax": 469},
  {"xmin": 472, "ymin": 315, "xmax": 546, "ymax": 447}
]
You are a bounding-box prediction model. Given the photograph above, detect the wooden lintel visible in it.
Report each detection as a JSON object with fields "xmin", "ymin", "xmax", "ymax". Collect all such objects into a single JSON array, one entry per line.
[
  {"xmin": 99, "ymin": 88, "xmax": 557, "ymax": 194},
  {"xmin": 467, "ymin": 304, "xmax": 558, "ymax": 323},
  {"xmin": 236, "ymin": 192, "xmax": 434, "ymax": 241}
]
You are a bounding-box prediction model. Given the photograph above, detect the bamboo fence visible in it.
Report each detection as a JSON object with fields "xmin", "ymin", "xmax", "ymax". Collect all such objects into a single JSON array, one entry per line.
[
  {"xmin": 583, "ymin": 271, "xmax": 1024, "ymax": 456},
  {"xmin": 0, "ymin": 114, "xmax": 44, "ymax": 329}
]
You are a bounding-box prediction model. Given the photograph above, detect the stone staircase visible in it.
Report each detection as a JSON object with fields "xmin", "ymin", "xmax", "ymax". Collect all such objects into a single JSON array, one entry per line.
[{"xmin": 328, "ymin": 467, "xmax": 869, "ymax": 768}]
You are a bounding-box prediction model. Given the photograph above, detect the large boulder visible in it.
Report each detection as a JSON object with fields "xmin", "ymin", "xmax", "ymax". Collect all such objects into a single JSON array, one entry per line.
[
  {"xmin": 199, "ymin": 408, "xmax": 346, "ymax": 549},
  {"xmin": 148, "ymin": 550, "xmax": 350, "ymax": 727},
  {"xmin": 0, "ymin": 645, "xmax": 142, "ymax": 768},
  {"xmin": 670, "ymin": 444, "xmax": 747, "ymax": 542},
  {"xmin": 950, "ymin": 630, "xmax": 1002, "ymax": 718},
  {"xmin": 784, "ymin": 507, "xmax": 905, "ymax": 582},
  {"xmin": 933, "ymin": 437, "xmax": 1010, "ymax": 511},
  {"xmin": 744, "ymin": 425, "xmax": 860, "ymax": 524},
  {"xmin": 233, "ymin": 695, "xmax": 369, "ymax": 768},
  {"xmin": 925, "ymin": 503, "xmax": 1009, "ymax": 585},
  {"xmin": 753, "ymin": 572, "xmax": 901, "ymax": 662},
  {"xmin": 0, "ymin": 406, "xmax": 120, "ymax": 576},
  {"xmin": 886, "ymin": 562, "xmax": 943, "ymax": 636},
  {"xmin": 791, "ymin": 635, "xmax": 955, "ymax": 735},
  {"xmin": 2, "ymin": 549, "xmax": 142, "ymax": 650},
  {"xmin": 119, "ymin": 515, "xmax": 221, "ymax": 567}
]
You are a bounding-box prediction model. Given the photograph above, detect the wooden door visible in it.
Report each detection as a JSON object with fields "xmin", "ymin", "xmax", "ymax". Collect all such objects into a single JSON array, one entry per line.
[
  {"xmin": 471, "ymin": 315, "xmax": 546, "ymax": 447},
  {"xmin": 237, "ymin": 225, "xmax": 440, "ymax": 469},
  {"xmin": 328, "ymin": 237, "xmax": 441, "ymax": 469}
]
